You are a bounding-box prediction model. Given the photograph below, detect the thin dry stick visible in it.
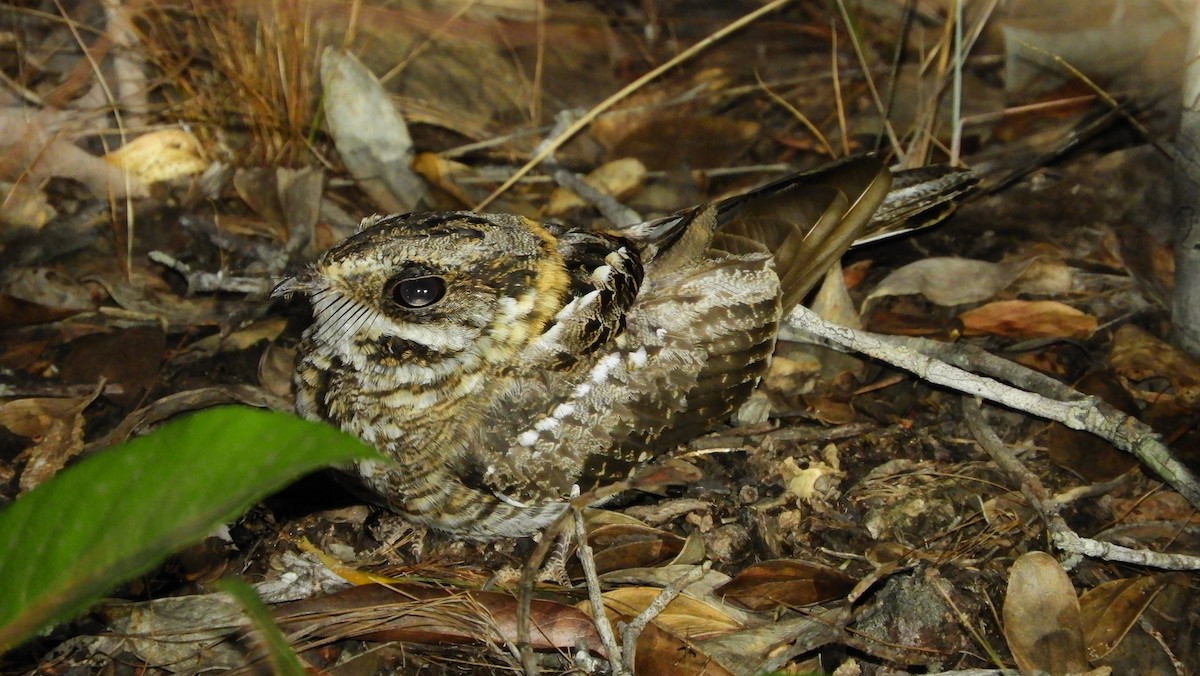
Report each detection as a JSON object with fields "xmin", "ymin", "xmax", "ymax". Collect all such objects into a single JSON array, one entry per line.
[
  {"xmin": 833, "ymin": 0, "xmax": 902, "ymax": 160},
  {"xmin": 574, "ymin": 509, "xmax": 628, "ymax": 676},
  {"xmin": 963, "ymin": 398, "xmax": 1200, "ymax": 571},
  {"xmin": 829, "ymin": 21, "xmax": 849, "ymax": 157},
  {"xmin": 755, "ymin": 70, "xmax": 835, "ymax": 157},
  {"xmin": 474, "ymin": 0, "xmax": 797, "ymax": 210},
  {"xmin": 787, "ymin": 304, "xmax": 1200, "ymax": 509},
  {"xmin": 1012, "ymin": 38, "xmax": 1170, "ymax": 158}
]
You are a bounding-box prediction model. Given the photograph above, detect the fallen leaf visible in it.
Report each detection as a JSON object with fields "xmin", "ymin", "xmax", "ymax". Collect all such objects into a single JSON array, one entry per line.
[
  {"xmin": 103, "ymin": 129, "xmax": 207, "ymax": 184},
  {"xmin": 0, "ymin": 390, "xmax": 99, "ymax": 493},
  {"xmin": 959, "ymin": 299, "xmax": 1096, "ymax": 339},
  {"xmin": 1003, "ymin": 551, "xmax": 1090, "ymax": 674},
  {"xmin": 715, "ymin": 559, "xmax": 857, "ymax": 611}
]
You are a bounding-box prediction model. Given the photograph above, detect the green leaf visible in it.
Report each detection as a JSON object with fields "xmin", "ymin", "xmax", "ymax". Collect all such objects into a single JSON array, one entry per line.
[{"xmin": 0, "ymin": 406, "xmax": 383, "ymax": 653}]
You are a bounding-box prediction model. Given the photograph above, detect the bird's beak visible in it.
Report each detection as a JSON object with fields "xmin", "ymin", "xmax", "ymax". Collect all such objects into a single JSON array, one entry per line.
[{"xmin": 271, "ymin": 271, "xmax": 319, "ymax": 299}]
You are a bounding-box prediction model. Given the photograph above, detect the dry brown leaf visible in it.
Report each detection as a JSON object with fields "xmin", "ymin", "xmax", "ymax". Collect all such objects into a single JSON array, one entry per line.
[
  {"xmin": 60, "ymin": 326, "xmax": 165, "ymax": 407},
  {"xmin": 1003, "ymin": 551, "xmax": 1090, "ymax": 674},
  {"xmin": 276, "ymin": 583, "xmax": 605, "ymax": 655},
  {"xmin": 0, "ymin": 180, "xmax": 56, "ymax": 230},
  {"xmin": 1078, "ymin": 576, "xmax": 1165, "ymax": 661},
  {"xmin": 1108, "ymin": 324, "xmax": 1200, "ymax": 406},
  {"xmin": 103, "ymin": 129, "xmax": 207, "ymax": 184},
  {"xmin": 592, "ymin": 586, "xmax": 744, "ymax": 641},
  {"xmin": 581, "ymin": 523, "xmax": 688, "ymax": 575},
  {"xmin": 959, "ymin": 299, "xmax": 1097, "ymax": 339},
  {"xmin": 865, "ymin": 257, "xmax": 1031, "ymax": 308},
  {"xmin": 0, "ymin": 391, "xmax": 99, "ymax": 493},
  {"xmin": 320, "ymin": 48, "xmax": 427, "ymax": 213},
  {"xmin": 714, "ymin": 559, "xmax": 857, "ymax": 611}
]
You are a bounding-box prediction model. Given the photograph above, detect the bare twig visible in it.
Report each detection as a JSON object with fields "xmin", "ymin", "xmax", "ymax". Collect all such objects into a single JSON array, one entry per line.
[
  {"xmin": 963, "ymin": 398, "xmax": 1200, "ymax": 571},
  {"xmin": 574, "ymin": 508, "xmax": 628, "ymax": 676},
  {"xmin": 785, "ymin": 305, "xmax": 1200, "ymax": 510}
]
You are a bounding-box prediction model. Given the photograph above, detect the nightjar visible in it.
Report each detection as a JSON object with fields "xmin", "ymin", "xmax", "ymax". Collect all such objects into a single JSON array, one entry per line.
[{"xmin": 275, "ymin": 156, "xmax": 959, "ymax": 539}]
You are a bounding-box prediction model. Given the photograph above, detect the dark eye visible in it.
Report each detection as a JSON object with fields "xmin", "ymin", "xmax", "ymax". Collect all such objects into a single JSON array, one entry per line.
[{"xmin": 390, "ymin": 275, "xmax": 446, "ymax": 308}]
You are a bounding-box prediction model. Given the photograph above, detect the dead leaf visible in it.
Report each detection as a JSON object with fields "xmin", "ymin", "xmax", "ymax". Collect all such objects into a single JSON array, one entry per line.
[
  {"xmin": 320, "ymin": 48, "xmax": 427, "ymax": 213},
  {"xmin": 595, "ymin": 586, "xmax": 744, "ymax": 640},
  {"xmin": 1108, "ymin": 324, "xmax": 1200, "ymax": 407},
  {"xmin": 546, "ymin": 157, "xmax": 647, "ymax": 217},
  {"xmin": 60, "ymin": 326, "xmax": 166, "ymax": 407},
  {"xmin": 0, "ymin": 180, "xmax": 56, "ymax": 230},
  {"xmin": 865, "ymin": 257, "xmax": 1032, "ymax": 308},
  {"xmin": 103, "ymin": 129, "xmax": 207, "ymax": 184},
  {"xmin": 1078, "ymin": 576, "xmax": 1165, "ymax": 661},
  {"xmin": 959, "ymin": 299, "xmax": 1097, "ymax": 339},
  {"xmin": 715, "ymin": 559, "xmax": 857, "ymax": 611},
  {"xmin": 0, "ymin": 390, "xmax": 99, "ymax": 493},
  {"xmin": 1003, "ymin": 551, "xmax": 1090, "ymax": 674},
  {"xmin": 275, "ymin": 583, "xmax": 605, "ymax": 655}
]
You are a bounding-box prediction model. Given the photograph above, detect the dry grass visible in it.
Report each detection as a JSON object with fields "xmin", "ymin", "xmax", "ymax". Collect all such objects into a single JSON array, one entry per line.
[{"xmin": 134, "ymin": 0, "xmax": 325, "ymax": 167}]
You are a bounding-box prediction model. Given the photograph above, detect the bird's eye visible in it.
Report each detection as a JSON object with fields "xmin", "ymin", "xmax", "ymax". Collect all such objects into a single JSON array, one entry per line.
[{"xmin": 390, "ymin": 275, "xmax": 446, "ymax": 308}]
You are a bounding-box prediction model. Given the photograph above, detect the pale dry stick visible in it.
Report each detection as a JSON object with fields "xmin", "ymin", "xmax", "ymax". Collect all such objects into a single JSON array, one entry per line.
[
  {"xmin": 755, "ymin": 70, "xmax": 836, "ymax": 158},
  {"xmin": 1010, "ymin": 38, "xmax": 1169, "ymax": 158},
  {"xmin": 378, "ymin": 0, "xmax": 480, "ymax": 86},
  {"xmin": 530, "ymin": 0, "xmax": 546, "ymax": 125},
  {"xmin": 474, "ymin": 0, "xmax": 797, "ymax": 211},
  {"xmin": 962, "ymin": 399, "xmax": 1200, "ymax": 571},
  {"xmin": 786, "ymin": 304, "xmax": 1200, "ymax": 509},
  {"xmin": 949, "ymin": 0, "xmax": 963, "ymax": 165},
  {"xmin": 833, "ymin": 0, "xmax": 902, "ymax": 160},
  {"xmin": 573, "ymin": 509, "xmax": 629, "ymax": 676},
  {"xmin": 829, "ymin": 21, "xmax": 849, "ymax": 157}
]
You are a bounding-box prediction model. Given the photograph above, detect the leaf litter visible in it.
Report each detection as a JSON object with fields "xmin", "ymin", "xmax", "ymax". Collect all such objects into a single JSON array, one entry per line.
[{"xmin": 1, "ymin": 0, "xmax": 1198, "ymax": 674}]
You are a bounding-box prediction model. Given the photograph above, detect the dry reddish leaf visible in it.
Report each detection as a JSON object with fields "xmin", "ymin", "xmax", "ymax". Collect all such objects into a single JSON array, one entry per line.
[
  {"xmin": 1078, "ymin": 576, "xmax": 1165, "ymax": 661},
  {"xmin": 959, "ymin": 299, "xmax": 1097, "ymax": 339},
  {"xmin": 275, "ymin": 583, "xmax": 604, "ymax": 656},
  {"xmin": 714, "ymin": 559, "xmax": 857, "ymax": 611},
  {"xmin": 60, "ymin": 326, "xmax": 165, "ymax": 407},
  {"xmin": 1108, "ymin": 324, "xmax": 1200, "ymax": 406},
  {"xmin": 582, "ymin": 523, "xmax": 687, "ymax": 575},
  {"xmin": 0, "ymin": 390, "xmax": 99, "ymax": 493},
  {"xmin": 1003, "ymin": 551, "xmax": 1090, "ymax": 674},
  {"xmin": 0, "ymin": 295, "xmax": 82, "ymax": 326}
]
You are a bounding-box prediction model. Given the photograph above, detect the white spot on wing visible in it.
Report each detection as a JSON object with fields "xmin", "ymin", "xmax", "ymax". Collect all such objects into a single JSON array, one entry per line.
[{"xmin": 517, "ymin": 430, "xmax": 539, "ymax": 446}]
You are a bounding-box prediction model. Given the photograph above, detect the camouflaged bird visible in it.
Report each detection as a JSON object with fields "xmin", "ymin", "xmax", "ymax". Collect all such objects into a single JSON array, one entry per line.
[{"xmin": 275, "ymin": 156, "xmax": 966, "ymax": 539}]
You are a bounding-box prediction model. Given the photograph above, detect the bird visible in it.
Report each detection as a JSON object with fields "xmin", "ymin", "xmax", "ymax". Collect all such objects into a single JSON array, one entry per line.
[{"xmin": 273, "ymin": 155, "xmax": 968, "ymax": 539}]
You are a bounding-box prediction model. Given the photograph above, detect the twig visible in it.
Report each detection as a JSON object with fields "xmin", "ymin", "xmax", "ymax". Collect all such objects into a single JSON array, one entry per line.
[
  {"xmin": 785, "ymin": 305, "xmax": 1200, "ymax": 510},
  {"xmin": 963, "ymin": 398, "xmax": 1200, "ymax": 571},
  {"xmin": 574, "ymin": 508, "xmax": 628, "ymax": 676},
  {"xmin": 148, "ymin": 251, "xmax": 272, "ymax": 296},
  {"xmin": 535, "ymin": 111, "xmax": 643, "ymax": 227}
]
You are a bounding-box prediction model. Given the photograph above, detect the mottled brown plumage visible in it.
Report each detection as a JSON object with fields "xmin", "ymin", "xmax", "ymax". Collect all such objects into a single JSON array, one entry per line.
[{"xmin": 276, "ymin": 156, "xmax": 897, "ymax": 538}]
